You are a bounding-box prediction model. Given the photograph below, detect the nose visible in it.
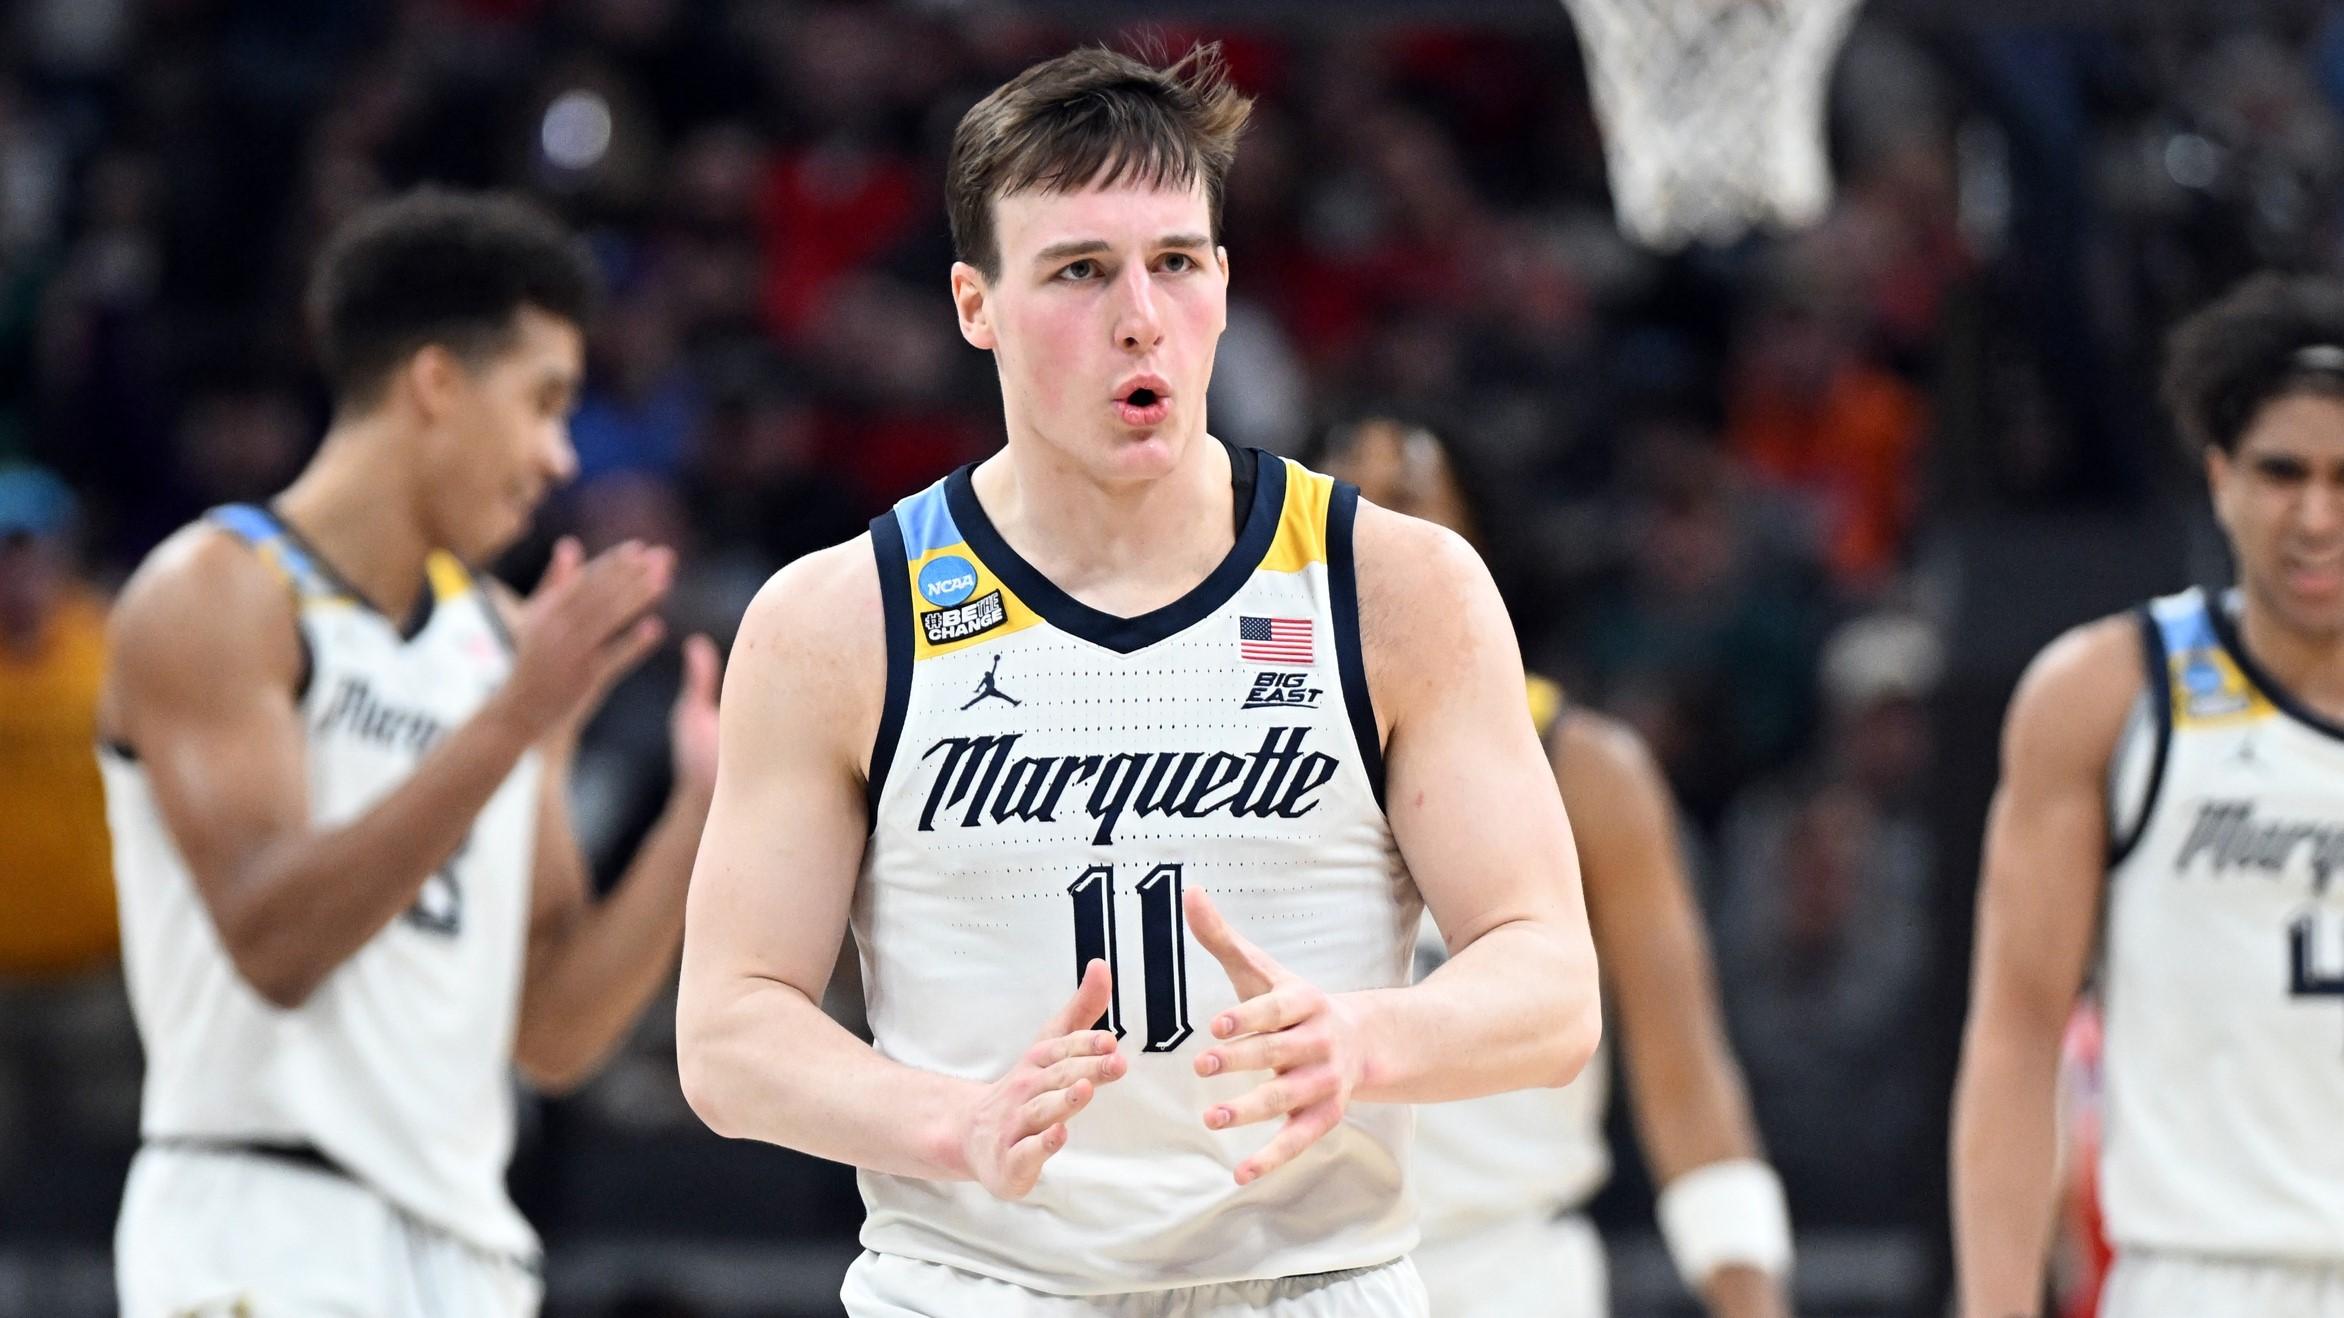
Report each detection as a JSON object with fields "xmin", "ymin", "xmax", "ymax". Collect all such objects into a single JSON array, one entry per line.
[{"xmin": 1111, "ymin": 263, "xmax": 1163, "ymax": 354}]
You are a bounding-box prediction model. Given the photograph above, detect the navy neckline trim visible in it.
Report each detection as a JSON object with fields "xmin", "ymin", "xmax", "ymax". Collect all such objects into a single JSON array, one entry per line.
[
  {"xmin": 941, "ymin": 447, "xmax": 1286, "ymax": 655},
  {"xmin": 2205, "ymin": 593, "xmax": 2344, "ymax": 745},
  {"xmin": 263, "ymin": 505, "xmax": 436, "ymax": 643}
]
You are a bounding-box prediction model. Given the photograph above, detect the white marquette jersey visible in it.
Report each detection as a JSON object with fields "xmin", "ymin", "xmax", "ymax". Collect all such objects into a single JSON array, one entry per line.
[
  {"xmin": 102, "ymin": 504, "xmax": 543, "ymax": 1260},
  {"xmin": 1411, "ymin": 674, "xmax": 1610, "ymax": 1242},
  {"xmin": 2100, "ymin": 586, "xmax": 2344, "ymax": 1261},
  {"xmin": 855, "ymin": 448, "xmax": 1420, "ymax": 1294}
]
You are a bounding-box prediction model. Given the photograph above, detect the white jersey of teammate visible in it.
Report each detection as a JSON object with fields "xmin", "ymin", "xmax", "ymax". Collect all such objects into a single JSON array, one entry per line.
[
  {"xmin": 103, "ymin": 504, "xmax": 543, "ymax": 1260},
  {"xmin": 2101, "ymin": 585, "xmax": 2344, "ymax": 1261},
  {"xmin": 855, "ymin": 447, "xmax": 1420, "ymax": 1294},
  {"xmin": 1409, "ymin": 675, "xmax": 1609, "ymax": 1244},
  {"xmin": 1409, "ymin": 918, "xmax": 1609, "ymax": 1242}
]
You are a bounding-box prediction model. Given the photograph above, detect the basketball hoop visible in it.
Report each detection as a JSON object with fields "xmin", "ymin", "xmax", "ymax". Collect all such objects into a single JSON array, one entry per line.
[{"xmin": 1560, "ymin": 0, "xmax": 1865, "ymax": 251}]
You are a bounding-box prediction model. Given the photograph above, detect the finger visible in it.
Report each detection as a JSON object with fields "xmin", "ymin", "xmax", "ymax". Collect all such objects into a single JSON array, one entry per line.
[
  {"xmin": 681, "ymin": 634, "xmax": 721, "ymax": 706},
  {"xmin": 1208, "ymin": 983, "xmax": 1320, "ymax": 1044},
  {"xmin": 1038, "ymin": 959, "xmax": 1115, "ymax": 1041},
  {"xmin": 1194, "ymin": 1022, "xmax": 1323, "ymax": 1078},
  {"xmin": 572, "ymin": 553, "xmax": 676, "ymax": 643},
  {"xmin": 1025, "ymin": 1028, "xmax": 1120, "ymax": 1069},
  {"xmin": 1183, "ymin": 888, "xmax": 1280, "ymax": 1000},
  {"xmin": 1233, "ymin": 1099, "xmax": 1343, "ymax": 1186},
  {"xmin": 590, "ymin": 616, "xmax": 666, "ymax": 690},
  {"xmin": 535, "ymin": 536, "xmax": 584, "ymax": 597},
  {"xmin": 1204, "ymin": 1065, "xmax": 1337, "ymax": 1131},
  {"xmin": 1019, "ymin": 1077, "xmax": 1099, "ymax": 1136},
  {"xmin": 1000, "ymin": 1122, "xmax": 1068, "ymax": 1196},
  {"xmin": 1036, "ymin": 1048, "xmax": 1129, "ymax": 1094}
]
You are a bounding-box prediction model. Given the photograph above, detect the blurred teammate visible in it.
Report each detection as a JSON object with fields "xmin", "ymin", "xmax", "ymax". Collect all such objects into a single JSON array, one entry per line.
[
  {"xmin": 677, "ymin": 45, "xmax": 1601, "ymax": 1317},
  {"xmin": 1320, "ymin": 418, "xmax": 1792, "ymax": 1318},
  {"xmin": 1955, "ymin": 273, "xmax": 2344, "ymax": 1317},
  {"xmin": 99, "ymin": 188, "xmax": 717, "ymax": 1317}
]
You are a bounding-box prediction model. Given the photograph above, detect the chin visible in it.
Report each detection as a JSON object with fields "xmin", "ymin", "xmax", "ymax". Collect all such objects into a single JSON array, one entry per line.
[{"xmin": 1096, "ymin": 429, "xmax": 1189, "ymax": 481}]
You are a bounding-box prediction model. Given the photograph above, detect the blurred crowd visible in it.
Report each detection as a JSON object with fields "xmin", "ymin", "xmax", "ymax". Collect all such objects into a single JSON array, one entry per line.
[{"xmin": 8, "ymin": 1, "xmax": 2344, "ymax": 1313}]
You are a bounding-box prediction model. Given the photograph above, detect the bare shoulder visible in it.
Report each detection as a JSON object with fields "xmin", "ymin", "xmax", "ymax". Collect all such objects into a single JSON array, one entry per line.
[
  {"xmin": 726, "ymin": 536, "xmax": 886, "ymax": 766},
  {"xmin": 1551, "ymin": 707, "xmax": 1666, "ymax": 803},
  {"xmin": 1350, "ymin": 499, "xmax": 1516, "ymax": 731},
  {"xmin": 102, "ymin": 522, "xmax": 302, "ymax": 740},
  {"xmin": 2003, "ymin": 612, "xmax": 2148, "ymax": 778}
]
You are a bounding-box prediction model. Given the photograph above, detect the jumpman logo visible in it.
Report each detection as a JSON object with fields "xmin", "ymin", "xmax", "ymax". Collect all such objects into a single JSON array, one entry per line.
[{"xmin": 962, "ymin": 656, "xmax": 1022, "ymax": 710}]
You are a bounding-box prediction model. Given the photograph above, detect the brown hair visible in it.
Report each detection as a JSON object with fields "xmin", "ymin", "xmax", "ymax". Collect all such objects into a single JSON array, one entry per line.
[{"xmin": 946, "ymin": 43, "xmax": 1252, "ymax": 280}]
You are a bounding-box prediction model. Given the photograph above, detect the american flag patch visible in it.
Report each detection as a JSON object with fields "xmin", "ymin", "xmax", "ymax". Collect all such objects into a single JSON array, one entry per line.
[{"xmin": 1240, "ymin": 615, "xmax": 1313, "ymax": 665}]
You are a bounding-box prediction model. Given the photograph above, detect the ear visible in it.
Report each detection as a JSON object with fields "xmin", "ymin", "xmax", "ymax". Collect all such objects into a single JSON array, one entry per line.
[
  {"xmin": 403, "ymin": 343, "xmax": 468, "ymax": 425},
  {"xmin": 1212, "ymin": 245, "xmax": 1232, "ymax": 335},
  {"xmin": 2206, "ymin": 444, "xmax": 2238, "ymax": 534},
  {"xmin": 951, "ymin": 262, "xmax": 996, "ymax": 351}
]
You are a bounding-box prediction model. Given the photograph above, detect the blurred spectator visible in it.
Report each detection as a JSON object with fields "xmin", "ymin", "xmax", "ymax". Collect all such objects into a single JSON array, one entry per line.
[
  {"xmin": 1713, "ymin": 612, "xmax": 1944, "ymax": 1223},
  {"xmin": 0, "ymin": 466, "xmax": 115, "ymax": 977},
  {"xmin": 0, "ymin": 466, "xmax": 136, "ymax": 1176},
  {"xmin": 1725, "ymin": 264, "xmax": 1929, "ymax": 592},
  {"xmin": 1573, "ymin": 414, "xmax": 1827, "ymax": 825}
]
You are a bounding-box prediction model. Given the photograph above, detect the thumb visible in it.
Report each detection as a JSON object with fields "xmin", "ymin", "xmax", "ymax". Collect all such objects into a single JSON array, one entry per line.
[
  {"xmin": 680, "ymin": 634, "xmax": 721, "ymax": 707},
  {"xmin": 535, "ymin": 536, "xmax": 584, "ymax": 597},
  {"xmin": 1184, "ymin": 887, "xmax": 1278, "ymax": 998},
  {"xmin": 1041, "ymin": 959, "xmax": 1115, "ymax": 1041}
]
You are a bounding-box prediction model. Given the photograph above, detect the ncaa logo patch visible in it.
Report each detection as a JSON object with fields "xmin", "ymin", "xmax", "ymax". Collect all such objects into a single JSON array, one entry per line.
[{"xmin": 919, "ymin": 555, "xmax": 980, "ymax": 607}]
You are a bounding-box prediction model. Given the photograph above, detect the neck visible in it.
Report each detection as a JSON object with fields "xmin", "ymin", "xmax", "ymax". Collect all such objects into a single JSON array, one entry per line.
[
  {"xmin": 971, "ymin": 432, "xmax": 1235, "ymax": 611},
  {"xmin": 2236, "ymin": 588, "xmax": 2344, "ymax": 718},
  {"xmin": 272, "ymin": 414, "xmax": 433, "ymax": 621}
]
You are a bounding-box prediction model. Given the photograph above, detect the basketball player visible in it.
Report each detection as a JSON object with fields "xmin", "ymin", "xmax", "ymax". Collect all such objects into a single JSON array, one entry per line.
[
  {"xmin": 99, "ymin": 188, "xmax": 717, "ymax": 1316},
  {"xmin": 1319, "ymin": 418, "xmax": 1792, "ymax": 1318},
  {"xmin": 1954, "ymin": 272, "xmax": 2344, "ymax": 1317},
  {"xmin": 676, "ymin": 46, "xmax": 1602, "ymax": 1317}
]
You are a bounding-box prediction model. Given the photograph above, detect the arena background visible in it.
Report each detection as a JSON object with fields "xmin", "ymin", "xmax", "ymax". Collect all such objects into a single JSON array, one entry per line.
[{"xmin": 3, "ymin": 0, "xmax": 2339, "ymax": 1313}]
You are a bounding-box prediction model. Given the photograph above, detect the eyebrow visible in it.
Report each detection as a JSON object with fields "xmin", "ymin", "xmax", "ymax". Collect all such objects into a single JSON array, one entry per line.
[{"xmin": 1031, "ymin": 233, "xmax": 1213, "ymax": 266}]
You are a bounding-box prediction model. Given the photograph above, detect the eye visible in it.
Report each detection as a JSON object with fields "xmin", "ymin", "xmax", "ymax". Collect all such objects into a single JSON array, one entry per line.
[
  {"xmin": 1057, "ymin": 258, "xmax": 1100, "ymax": 282},
  {"xmin": 1160, "ymin": 252, "xmax": 1196, "ymax": 273}
]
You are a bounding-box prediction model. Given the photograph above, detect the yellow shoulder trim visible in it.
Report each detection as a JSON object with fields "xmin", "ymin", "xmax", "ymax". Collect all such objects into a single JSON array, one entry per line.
[
  {"xmin": 1525, "ymin": 672, "xmax": 1567, "ymax": 740},
  {"xmin": 425, "ymin": 551, "xmax": 475, "ymax": 605},
  {"xmin": 908, "ymin": 542, "xmax": 1045, "ymax": 660},
  {"xmin": 1260, "ymin": 460, "xmax": 1334, "ymax": 574}
]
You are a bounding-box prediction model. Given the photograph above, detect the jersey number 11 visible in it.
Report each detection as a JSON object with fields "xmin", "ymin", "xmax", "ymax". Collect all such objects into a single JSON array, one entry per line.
[{"xmin": 1068, "ymin": 864, "xmax": 1194, "ymax": 1052}]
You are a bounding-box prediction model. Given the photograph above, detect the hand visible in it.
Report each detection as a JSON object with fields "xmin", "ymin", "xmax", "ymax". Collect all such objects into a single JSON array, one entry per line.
[
  {"xmin": 669, "ymin": 634, "xmax": 720, "ymax": 805},
  {"xmin": 1703, "ymin": 1265, "xmax": 1793, "ymax": 1318},
  {"xmin": 494, "ymin": 537, "xmax": 675, "ymax": 740},
  {"xmin": 957, "ymin": 959, "xmax": 1128, "ymax": 1200},
  {"xmin": 1185, "ymin": 888, "xmax": 1370, "ymax": 1185}
]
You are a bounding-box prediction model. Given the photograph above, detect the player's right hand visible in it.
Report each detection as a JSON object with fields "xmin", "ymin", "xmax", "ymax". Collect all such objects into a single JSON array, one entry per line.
[
  {"xmin": 958, "ymin": 958, "xmax": 1127, "ymax": 1200},
  {"xmin": 495, "ymin": 536, "xmax": 675, "ymax": 739}
]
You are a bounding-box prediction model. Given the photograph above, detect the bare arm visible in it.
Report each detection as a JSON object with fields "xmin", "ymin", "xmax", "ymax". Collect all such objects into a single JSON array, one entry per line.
[
  {"xmin": 1953, "ymin": 617, "xmax": 2141, "ymax": 1318},
  {"xmin": 1346, "ymin": 506, "xmax": 1602, "ymax": 1101},
  {"xmin": 1184, "ymin": 506, "xmax": 1601, "ymax": 1184},
  {"xmin": 512, "ymin": 635, "xmax": 719, "ymax": 1094},
  {"xmin": 675, "ymin": 542, "xmax": 1126, "ymax": 1197},
  {"xmin": 101, "ymin": 529, "xmax": 672, "ymax": 1010},
  {"xmin": 1562, "ymin": 711, "xmax": 1784, "ymax": 1318}
]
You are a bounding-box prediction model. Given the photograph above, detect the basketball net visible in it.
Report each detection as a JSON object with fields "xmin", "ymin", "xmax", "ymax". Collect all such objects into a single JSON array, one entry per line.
[{"xmin": 1560, "ymin": 0, "xmax": 1865, "ymax": 251}]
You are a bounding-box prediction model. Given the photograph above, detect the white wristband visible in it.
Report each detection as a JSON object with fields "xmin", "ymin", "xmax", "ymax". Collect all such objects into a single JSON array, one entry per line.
[{"xmin": 1656, "ymin": 1158, "xmax": 1793, "ymax": 1289}]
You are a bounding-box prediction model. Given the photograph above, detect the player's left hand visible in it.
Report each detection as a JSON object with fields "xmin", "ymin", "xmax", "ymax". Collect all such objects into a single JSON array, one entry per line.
[
  {"xmin": 669, "ymin": 634, "xmax": 720, "ymax": 806},
  {"xmin": 1185, "ymin": 887, "xmax": 1371, "ymax": 1186}
]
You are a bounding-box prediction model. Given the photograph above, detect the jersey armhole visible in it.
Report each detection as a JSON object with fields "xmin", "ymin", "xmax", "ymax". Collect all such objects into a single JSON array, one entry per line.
[
  {"xmin": 866, "ymin": 514, "xmax": 915, "ymax": 829},
  {"xmin": 2106, "ymin": 606, "xmax": 2172, "ymax": 869},
  {"xmin": 1326, "ymin": 480, "xmax": 1386, "ymax": 809}
]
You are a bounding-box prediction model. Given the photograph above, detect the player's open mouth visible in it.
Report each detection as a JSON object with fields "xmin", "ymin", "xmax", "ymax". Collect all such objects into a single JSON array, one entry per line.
[{"xmin": 1114, "ymin": 377, "xmax": 1172, "ymax": 428}]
